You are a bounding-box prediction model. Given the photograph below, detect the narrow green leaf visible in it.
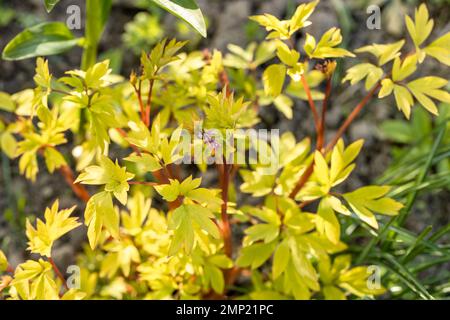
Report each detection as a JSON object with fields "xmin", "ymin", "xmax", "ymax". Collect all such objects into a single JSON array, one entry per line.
[
  {"xmin": 401, "ymin": 225, "xmax": 433, "ymax": 263},
  {"xmin": 44, "ymin": 0, "xmax": 61, "ymax": 12},
  {"xmin": 382, "ymin": 253, "xmax": 435, "ymax": 300},
  {"xmin": 151, "ymin": 0, "xmax": 207, "ymax": 37},
  {"xmin": 2, "ymin": 22, "xmax": 79, "ymax": 61}
]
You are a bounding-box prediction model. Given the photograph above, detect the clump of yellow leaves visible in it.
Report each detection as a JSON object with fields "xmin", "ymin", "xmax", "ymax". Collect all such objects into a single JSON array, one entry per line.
[
  {"xmin": 155, "ymin": 176, "xmax": 222, "ymax": 255},
  {"xmin": 4, "ymin": 201, "xmax": 84, "ymax": 300},
  {"xmin": 125, "ymin": 116, "xmax": 184, "ymax": 171},
  {"xmin": 298, "ymin": 139, "xmax": 403, "ymax": 243},
  {"xmin": 252, "ymin": 0, "xmax": 353, "ymax": 100},
  {"xmin": 344, "ymin": 4, "xmax": 450, "ymax": 119},
  {"xmin": 9, "ymin": 259, "xmax": 85, "ymax": 300},
  {"xmin": 26, "ymin": 200, "xmax": 80, "ymax": 257},
  {"xmin": 250, "ymin": 0, "xmax": 318, "ymax": 40},
  {"xmin": 76, "ymin": 156, "xmax": 134, "ymax": 248},
  {"xmin": 318, "ymin": 255, "xmax": 386, "ymax": 300},
  {"xmin": 1, "ymin": 0, "xmax": 447, "ymax": 301}
]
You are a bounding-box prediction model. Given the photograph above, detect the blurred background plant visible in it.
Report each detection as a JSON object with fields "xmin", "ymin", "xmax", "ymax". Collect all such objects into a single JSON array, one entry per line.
[{"xmin": 0, "ymin": 0, "xmax": 449, "ymax": 299}]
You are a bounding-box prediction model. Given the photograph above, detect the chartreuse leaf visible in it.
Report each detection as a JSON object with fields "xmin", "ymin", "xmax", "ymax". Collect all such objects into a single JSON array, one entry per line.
[
  {"xmin": 342, "ymin": 63, "xmax": 383, "ymax": 90},
  {"xmin": 240, "ymin": 167, "xmax": 277, "ymax": 197},
  {"xmin": 141, "ymin": 38, "xmax": 187, "ymax": 79},
  {"xmin": 126, "ymin": 118, "xmax": 184, "ymax": 168},
  {"xmin": 424, "ymin": 32, "xmax": 450, "ymax": 66},
  {"xmin": 250, "ymin": 0, "xmax": 318, "ymax": 40},
  {"xmin": 250, "ymin": 14, "xmax": 290, "ymax": 40},
  {"xmin": 26, "ymin": 200, "xmax": 80, "ymax": 257},
  {"xmin": 407, "ymin": 76, "xmax": 450, "ymax": 116},
  {"xmin": 84, "ymin": 191, "xmax": 118, "ymax": 249},
  {"xmin": 61, "ymin": 289, "xmax": 86, "ymax": 300},
  {"xmin": 155, "ymin": 179, "xmax": 182, "ymax": 202},
  {"xmin": 243, "ymin": 206, "xmax": 281, "ymax": 245},
  {"xmin": 2, "ymin": 22, "xmax": 79, "ymax": 60},
  {"xmin": 150, "ymin": 0, "xmax": 206, "ymax": 37},
  {"xmin": 276, "ymin": 41, "xmax": 299, "ymax": 67},
  {"xmin": 43, "ymin": 147, "xmax": 67, "ymax": 173},
  {"xmin": 236, "ymin": 241, "xmax": 277, "ymax": 269},
  {"xmin": 0, "ymin": 250, "xmax": 7, "ymax": 272},
  {"xmin": 272, "ymin": 239, "xmax": 290, "ymax": 279},
  {"xmin": 76, "ymin": 156, "xmax": 134, "ymax": 205},
  {"xmin": 274, "ymin": 40, "xmax": 306, "ymax": 83},
  {"xmin": 0, "ymin": 92, "xmax": 15, "ymax": 112},
  {"xmin": 343, "ymin": 186, "xmax": 403, "ymax": 229},
  {"xmin": 390, "ymin": 84, "xmax": 412, "ymax": 119},
  {"xmin": 356, "ymin": 40, "xmax": 404, "ymax": 66},
  {"xmin": 1, "ymin": 131, "xmax": 17, "ymax": 159},
  {"xmin": 101, "ymin": 238, "xmax": 141, "ymax": 278},
  {"xmin": 204, "ymin": 88, "xmax": 255, "ymax": 129},
  {"xmin": 273, "ymin": 94, "xmax": 294, "ymax": 119},
  {"xmin": 168, "ymin": 204, "xmax": 220, "ymax": 255},
  {"xmin": 319, "ymin": 255, "xmax": 385, "ymax": 299},
  {"xmin": 297, "ymin": 139, "xmax": 363, "ymax": 201},
  {"xmin": 289, "ymin": 0, "xmax": 318, "ymax": 33},
  {"xmin": 60, "ymin": 60, "xmax": 119, "ymax": 151},
  {"xmin": 224, "ymin": 41, "xmax": 276, "ymax": 70},
  {"xmin": 405, "ymin": 4, "xmax": 433, "ymax": 57},
  {"xmin": 263, "ymin": 64, "xmax": 286, "ymax": 97},
  {"xmin": 378, "ymin": 74, "xmax": 442, "ymax": 120},
  {"xmin": 33, "ymin": 57, "xmax": 52, "ymax": 108},
  {"xmin": 155, "ymin": 176, "xmax": 223, "ymax": 209},
  {"xmin": 304, "ymin": 28, "xmax": 354, "ymax": 59},
  {"xmin": 316, "ymin": 197, "xmax": 340, "ymax": 244},
  {"xmin": 392, "ymin": 55, "xmax": 418, "ymax": 82},
  {"xmin": 124, "ymin": 153, "xmax": 162, "ymax": 172},
  {"xmin": 44, "ymin": 0, "xmax": 61, "ymax": 12},
  {"xmin": 11, "ymin": 259, "xmax": 59, "ymax": 300}
]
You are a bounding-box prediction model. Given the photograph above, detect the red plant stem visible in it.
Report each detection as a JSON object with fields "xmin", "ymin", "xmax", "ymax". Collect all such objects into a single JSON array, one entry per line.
[
  {"xmin": 298, "ymin": 199, "xmax": 316, "ymax": 209},
  {"xmin": 49, "ymin": 257, "xmax": 68, "ymax": 291},
  {"xmin": 290, "ymin": 81, "xmax": 380, "ymax": 200},
  {"xmin": 145, "ymin": 79, "xmax": 155, "ymax": 127},
  {"xmin": 6, "ymin": 265, "xmax": 14, "ymax": 273},
  {"xmin": 317, "ymin": 78, "xmax": 332, "ymax": 151},
  {"xmin": 324, "ymin": 82, "xmax": 381, "ymax": 153},
  {"xmin": 289, "ymin": 162, "xmax": 314, "ymax": 200},
  {"xmin": 59, "ymin": 165, "xmax": 90, "ymax": 203},
  {"xmin": 301, "ymin": 74, "xmax": 320, "ymax": 131},
  {"xmin": 220, "ymin": 161, "xmax": 233, "ymax": 258},
  {"xmin": 133, "ymin": 81, "xmax": 146, "ymax": 125},
  {"xmin": 220, "ymin": 71, "xmax": 231, "ymax": 97},
  {"xmin": 129, "ymin": 181, "xmax": 159, "ymax": 186},
  {"xmin": 115, "ymin": 128, "xmax": 141, "ymax": 155}
]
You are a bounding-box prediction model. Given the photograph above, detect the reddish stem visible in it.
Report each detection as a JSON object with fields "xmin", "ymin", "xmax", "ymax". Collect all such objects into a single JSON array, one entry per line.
[
  {"xmin": 115, "ymin": 128, "xmax": 141, "ymax": 155},
  {"xmin": 290, "ymin": 81, "xmax": 381, "ymax": 200},
  {"xmin": 129, "ymin": 181, "xmax": 159, "ymax": 186},
  {"xmin": 219, "ymin": 161, "xmax": 233, "ymax": 258},
  {"xmin": 133, "ymin": 80, "xmax": 146, "ymax": 125},
  {"xmin": 145, "ymin": 79, "xmax": 155, "ymax": 127},
  {"xmin": 49, "ymin": 257, "xmax": 68, "ymax": 291},
  {"xmin": 301, "ymin": 74, "xmax": 320, "ymax": 131},
  {"xmin": 59, "ymin": 165, "xmax": 90, "ymax": 203},
  {"xmin": 324, "ymin": 82, "xmax": 381, "ymax": 153},
  {"xmin": 289, "ymin": 162, "xmax": 314, "ymax": 200},
  {"xmin": 317, "ymin": 78, "xmax": 332, "ymax": 151}
]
